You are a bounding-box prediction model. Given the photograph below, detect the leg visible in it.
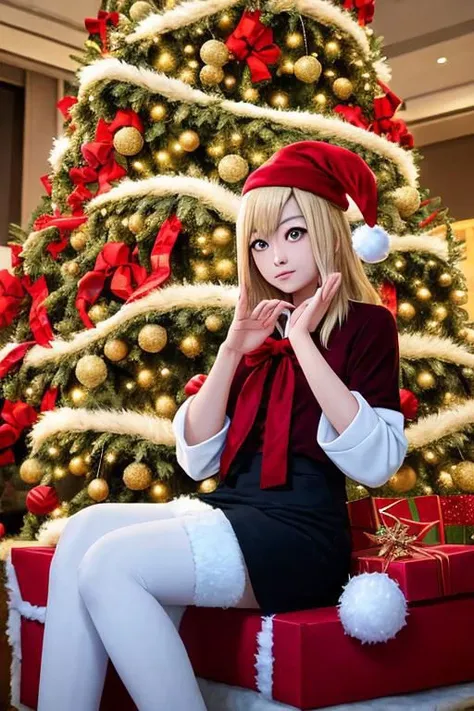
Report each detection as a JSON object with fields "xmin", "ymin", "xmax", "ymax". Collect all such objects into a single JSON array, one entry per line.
[
  {"xmin": 38, "ymin": 500, "xmax": 205, "ymax": 711},
  {"xmin": 77, "ymin": 510, "xmax": 257, "ymax": 711}
]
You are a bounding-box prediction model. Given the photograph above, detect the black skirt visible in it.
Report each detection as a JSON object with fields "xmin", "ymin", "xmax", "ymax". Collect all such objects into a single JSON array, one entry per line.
[{"xmin": 195, "ymin": 451, "xmax": 352, "ymax": 615}]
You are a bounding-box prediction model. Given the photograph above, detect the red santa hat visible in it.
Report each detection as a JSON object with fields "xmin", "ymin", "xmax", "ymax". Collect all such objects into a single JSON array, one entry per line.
[{"xmin": 242, "ymin": 140, "xmax": 390, "ymax": 263}]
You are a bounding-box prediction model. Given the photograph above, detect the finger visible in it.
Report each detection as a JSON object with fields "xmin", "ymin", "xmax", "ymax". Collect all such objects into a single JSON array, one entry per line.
[{"xmin": 262, "ymin": 303, "xmax": 289, "ymax": 327}]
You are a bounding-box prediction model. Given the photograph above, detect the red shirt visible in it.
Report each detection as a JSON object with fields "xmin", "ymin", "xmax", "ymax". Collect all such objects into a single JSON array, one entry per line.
[{"xmin": 225, "ymin": 300, "xmax": 402, "ymax": 467}]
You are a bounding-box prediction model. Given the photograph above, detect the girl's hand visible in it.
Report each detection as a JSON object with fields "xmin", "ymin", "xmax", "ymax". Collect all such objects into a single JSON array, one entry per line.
[
  {"xmin": 288, "ymin": 273, "xmax": 342, "ymax": 343},
  {"xmin": 224, "ymin": 281, "xmax": 295, "ymax": 355}
]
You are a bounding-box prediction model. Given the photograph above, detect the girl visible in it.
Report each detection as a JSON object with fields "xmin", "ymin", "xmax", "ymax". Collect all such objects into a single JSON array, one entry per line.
[{"xmin": 37, "ymin": 141, "xmax": 408, "ymax": 711}]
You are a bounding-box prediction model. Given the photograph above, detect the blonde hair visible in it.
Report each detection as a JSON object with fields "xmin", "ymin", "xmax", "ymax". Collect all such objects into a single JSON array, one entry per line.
[{"xmin": 236, "ymin": 186, "xmax": 381, "ymax": 349}]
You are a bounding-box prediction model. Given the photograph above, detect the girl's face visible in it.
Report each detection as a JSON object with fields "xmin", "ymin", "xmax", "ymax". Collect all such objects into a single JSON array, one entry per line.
[{"xmin": 249, "ymin": 195, "xmax": 321, "ymax": 307}]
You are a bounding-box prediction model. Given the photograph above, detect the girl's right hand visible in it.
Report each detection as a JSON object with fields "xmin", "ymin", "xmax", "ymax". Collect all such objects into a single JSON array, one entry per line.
[{"xmin": 223, "ymin": 282, "xmax": 295, "ymax": 355}]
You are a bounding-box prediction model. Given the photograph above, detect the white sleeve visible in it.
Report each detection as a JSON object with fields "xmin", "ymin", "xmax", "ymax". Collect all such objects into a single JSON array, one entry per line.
[
  {"xmin": 316, "ymin": 391, "xmax": 408, "ymax": 487},
  {"xmin": 172, "ymin": 395, "xmax": 231, "ymax": 481}
]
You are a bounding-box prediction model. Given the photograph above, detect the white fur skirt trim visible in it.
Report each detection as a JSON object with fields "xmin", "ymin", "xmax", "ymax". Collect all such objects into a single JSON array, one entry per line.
[{"xmin": 168, "ymin": 495, "xmax": 247, "ymax": 608}]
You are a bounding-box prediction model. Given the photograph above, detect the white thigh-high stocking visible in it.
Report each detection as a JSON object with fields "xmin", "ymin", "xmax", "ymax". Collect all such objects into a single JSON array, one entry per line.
[{"xmin": 37, "ymin": 500, "xmax": 248, "ymax": 711}]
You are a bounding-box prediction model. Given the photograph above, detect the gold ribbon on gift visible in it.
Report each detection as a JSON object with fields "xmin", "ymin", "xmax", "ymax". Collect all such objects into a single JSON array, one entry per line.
[{"xmin": 363, "ymin": 499, "xmax": 452, "ymax": 596}]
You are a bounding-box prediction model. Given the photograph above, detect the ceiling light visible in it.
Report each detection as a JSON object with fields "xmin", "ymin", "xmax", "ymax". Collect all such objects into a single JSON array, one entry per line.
[{"xmin": 437, "ymin": 56, "xmax": 448, "ymax": 64}]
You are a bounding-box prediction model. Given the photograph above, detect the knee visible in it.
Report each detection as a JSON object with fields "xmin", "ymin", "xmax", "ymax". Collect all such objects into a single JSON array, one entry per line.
[{"xmin": 77, "ymin": 533, "xmax": 125, "ymax": 608}]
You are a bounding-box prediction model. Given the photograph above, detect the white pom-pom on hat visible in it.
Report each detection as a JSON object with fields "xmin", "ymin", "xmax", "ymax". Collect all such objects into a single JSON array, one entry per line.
[
  {"xmin": 337, "ymin": 571, "xmax": 408, "ymax": 644},
  {"xmin": 352, "ymin": 224, "xmax": 391, "ymax": 263}
]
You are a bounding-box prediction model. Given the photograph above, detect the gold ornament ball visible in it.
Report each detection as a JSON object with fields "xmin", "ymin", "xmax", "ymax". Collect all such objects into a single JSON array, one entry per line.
[
  {"xmin": 217, "ymin": 12, "xmax": 233, "ymax": 31},
  {"xmin": 178, "ymin": 130, "xmax": 200, "ymax": 152},
  {"xmin": 286, "ymin": 32, "xmax": 303, "ymax": 49},
  {"xmin": 88, "ymin": 479, "xmax": 109, "ymax": 502},
  {"xmin": 180, "ymin": 335, "xmax": 202, "ymax": 358},
  {"xmin": 398, "ymin": 302, "xmax": 416, "ymax": 321},
  {"xmin": 242, "ymin": 87, "xmax": 259, "ymax": 102},
  {"xmin": 200, "ymin": 39, "xmax": 229, "ymax": 67},
  {"xmin": 394, "ymin": 256, "xmax": 406, "ymax": 271},
  {"xmin": 294, "ymin": 56, "xmax": 322, "ymax": 83},
  {"xmin": 19, "ymin": 458, "xmax": 43, "ymax": 484},
  {"xmin": 75, "ymin": 355, "xmax": 108, "ymax": 389},
  {"xmin": 325, "ymin": 40, "xmax": 341, "ymax": 60},
  {"xmin": 313, "ymin": 93, "xmax": 327, "ymax": 107},
  {"xmin": 212, "ymin": 225, "xmax": 232, "ymax": 246},
  {"xmin": 128, "ymin": 212, "xmax": 145, "ymax": 234},
  {"xmin": 137, "ymin": 368, "xmax": 155, "ymax": 389},
  {"xmin": 123, "ymin": 462, "xmax": 153, "ymax": 490},
  {"xmin": 416, "ymin": 370, "xmax": 436, "ymax": 389},
  {"xmin": 113, "ymin": 126, "xmax": 144, "ymax": 156},
  {"xmin": 422, "ymin": 449, "xmax": 440, "ymax": 466},
  {"xmin": 104, "ymin": 338, "xmax": 129, "ymax": 362},
  {"xmin": 198, "ymin": 477, "xmax": 218, "ymax": 494},
  {"xmin": 450, "ymin": 289, "xmax": 468, "ymax": 305},
  {"xmin": 416, "ymin": 286, "xmax": 432, "ymax": 302},
  {"xmin": 70, "ymin": 229, "xmax": 87, "ymax": 251},
  {"xmin": 392, "ymin": 186, "xmax": 421, "ymax": 219},
  {"xmin": 218, "ymin": 154, "xmax": 249, "ymax": 183},
  {"xmin": 88, "ymin": 303, "xmax": 108, "ymax": 324},
  {"xmin": 149, "ymin": 481, "xmax": 169, "ymax": 502},
  {"xmin": 206, "ymin": 141, "xmax": 225, "ymax": 158},
  {"xmin": 155, "ymin": 394, "xmax": 177, "ymax": 418},
  {"xmin": 333, "ymin": 77, "xmax": 353, "ymax": 100},
  {"xmin": 215, "ymin": 258, "xmax": 235, "ymax": 279},
  {"xmin": 269, "ymin": 91, "xmax": 289, "ymax": 109},
  {"xmin": 154, "ymin": 50, "xmax": 176, "ymax": 73},
  {"xmin": 205, "ymin": 314, "xmax": 223, "ymax": 332},
  {"xmin": 432, "ymin": 305, "xmax": 448, "ymax": 322},
  {"xmin": 69, "ymin": 456, "xmax": 89, "ymax": 477},
  {"xmin": 53, "ymin": 466, "xmax": 67, "ymax": 481},
  {"xmin": 388, "ymin": 464, "xmax": 417, "ymax": 493},
  {"xmin": 279, "ymin": 58, "xmax": 294, "ymax": 75},
  {"xmin": 138, "ymin": 324, "xmax": 167, "ymax": 353},
  {"xmin": 149, "ymin": 103, "xmax": 167, "ymax": 122},
  {"xmin": 229, "ymin": 132, "xmax": 243, "ymax": 148},
  {"xmin": 129, "ymin": 1, "xmax": 153, "ymax": 21},
  {"xmin": 193, "ymin": 262, "xmax": 210, "ymax": 281},
  {"xmin": 200, "ymin": 64, "xmax": 224, "ymax": 85},
  {"xmin": 452, "ymin": 461, "xmax": 474, "ymax": 493},
  {"xmin": 438, "ymin": 272, "xmax": 453, "ymax": 288},
  {"xmin": 70, "ymin": 387, "xmax": 86, "ymax": 404}
]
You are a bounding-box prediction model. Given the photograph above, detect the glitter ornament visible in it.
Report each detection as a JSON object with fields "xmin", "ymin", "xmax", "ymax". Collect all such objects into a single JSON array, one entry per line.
[
  {"xmin": 155, "ymin": 394, "xmax": 177, "ymax": 417},
  {"xmin": 104, "ymin": 338, "xmax": 129, "ymax": 362},
  {"xmin": 200, "ymin": 65, "xmax": 224, "ymax": 85},
  {"xmin": 137, "ymin": 369, "xmax": 154, "ymax": 388},
  {"xmin": 179, "ymin": 335, "xmax": 202, "ymax": 358},
  {"xmin": 138, "ymin": 324, "xmax": 167, "ymax": 352},
  {"xmin": 128, "ymin": 212, "xmax": 145, "ymax": 234},
  {"xmin": 205, "ymin": 315, "xmax": 223, "ymax": 332},
  {"xmin": 19, "ymin": 458, "xmax": 43, "ymax": 484},
  {"xmin": 392, "ymin": 186, "xmax": 421, "ymax": 219},
  {"xmin": 388, "ymin": 465, "xmax": 417, "ymax": 493},
  {"xmin": 200, "ymin": 39, "xmax": 230, "ymax": 67},
  {"xmin": 123, "ymin": 462, "xmax": 153, "ymax": 490},
  {"xmin": 70, "ymin": 229, "xmax": 87, "ymax": 251},
  {"xmin": 88, "ymin": 303, "xmax": 108, "ymax": 324},
  {"xmin": 75, "ymin": 355, "xmax": 108, "ymax": 389},
  {"xmin": 452, "ymin": 461, "xmax": 474, "ymax": 493},
  {"xmin": 113, "ymin": 126, "xmax": 144, "ymax": 156},
  {"xmin": 218, "ymin": 154, "xmax": 249, "ymax": 183},
  {"xmin": 398, "ymin": 302, "xmax": 416, "ymax": 321},
  {"xmin": 198, "ymin": 477, "xmax": 218, "ymax": 493},
  {"xmin": 294, "ymin": 56, "xmax": 322, "ymax": 83},
  {"xmin": 333, "ymin": 77, "xmax": 353, "ymax": 100},
  {"xmin": 129, "ymin": 1, "xmax": 153, "ymax": 21}
]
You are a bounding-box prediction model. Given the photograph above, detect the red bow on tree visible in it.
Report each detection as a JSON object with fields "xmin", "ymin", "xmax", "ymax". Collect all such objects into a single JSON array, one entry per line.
[
  {"xmin": 225, "ymin": 9, "xmax": 281, "ymax": 83},
  {"xmin": 32, "ymin": 207, "xmax": 88, "ymax": 260},
  {"xmin": 0, "ymin": 400, "xmax": 38, "ymax": 466},
  {"xmin": 373, "ymin": 81, "xmax": 414, "ymax": 148},
  {"xmin": 84, "ymin": 10, "xmax": 119, "ymax": 52},
  {"xmin": 57, "ymin": 96, "xmax": 78, "ymax": 122},
  {"xmin": 75, "ymin": 215, "xmax": 182, "ymax": 328},
  {"xmin": 379, "ymin": 280, "xmax": 398, "ymax": 319},
  {"xmin": 343, "ymin": 0, "xmax": 375, "ymax": 26},
  {"xmin": 219, "ymin": 337, "xmax": 297, "ymax": 489}
]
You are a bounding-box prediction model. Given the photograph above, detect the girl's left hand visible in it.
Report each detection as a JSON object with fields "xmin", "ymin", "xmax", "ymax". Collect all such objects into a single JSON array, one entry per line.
[{"xmin": 288, "ymin": 273, "xmax": 342, "ymax": 342}]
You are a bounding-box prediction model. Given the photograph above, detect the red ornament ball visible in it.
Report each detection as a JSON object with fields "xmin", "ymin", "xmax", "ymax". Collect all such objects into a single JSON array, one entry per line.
[
  {"xmin": 0, "ymin": 522, "xmax": 5, "ymax": 538},
  {"xmin": 26, "ymin": 485, "xmax": 60, "ymax": 516}
]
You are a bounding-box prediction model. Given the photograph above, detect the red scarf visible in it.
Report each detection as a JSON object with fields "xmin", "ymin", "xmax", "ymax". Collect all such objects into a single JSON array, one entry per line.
[{"xmin": 219, "ymin": 337, "xmax": 298, "ymax": 489}]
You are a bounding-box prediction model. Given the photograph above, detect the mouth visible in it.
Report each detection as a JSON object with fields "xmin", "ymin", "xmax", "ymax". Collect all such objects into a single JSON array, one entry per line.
[{"xmin": 276, "ymin": 270, "xmax": 295, "ymax": 279}]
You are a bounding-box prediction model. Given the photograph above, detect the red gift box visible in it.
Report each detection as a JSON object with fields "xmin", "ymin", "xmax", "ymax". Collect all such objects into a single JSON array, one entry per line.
[
  {"xmin": 7, "ymin": 544, "xmax": 474, "ymax": 710},
  {"xmin": 351, "ymin": 544, "xmax": 474, "ymax": 603},
  {"xmin": 348, "ymin": 494, "xmax": 445, "ymax": 550}
]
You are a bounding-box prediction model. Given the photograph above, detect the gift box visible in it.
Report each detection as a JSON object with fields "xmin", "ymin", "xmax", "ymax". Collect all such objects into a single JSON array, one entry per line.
[
  {"xmin": 7, "ymin": 543, "xmax": 474, "ymax": 710},
  {"xmin": 352, "ymin": 544, "xmax": 474, "ymax": 603},
  {"xmin": 348, "ymin": 494, "xmax": 445, "ymax": 550}
]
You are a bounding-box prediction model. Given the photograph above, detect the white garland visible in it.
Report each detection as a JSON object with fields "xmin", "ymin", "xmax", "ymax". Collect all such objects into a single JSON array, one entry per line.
[
  {"xmin": 255, "ymin": 614, "xmax": 276, "ymax": 698},
  {"xmin": 390, "ymin": 235, "xmax": 448, "ymax": 261},
  {"xmin": 78, "ymin": 58, "xmax": 418, "ymax": 185},
  {"xmin": 399, "ymin": 332, "xmax": 474, "ymax": 368},
  {"xmin": 88, "ymin": 174, "xmax": 241, "ymax": 221},
  {"xmin": 405, "ymin": 398, "xmax": 474, "ymax": 451},
  {"xmin": 48, "ymin": 136, "xmax": 70, "ymax": 173}
]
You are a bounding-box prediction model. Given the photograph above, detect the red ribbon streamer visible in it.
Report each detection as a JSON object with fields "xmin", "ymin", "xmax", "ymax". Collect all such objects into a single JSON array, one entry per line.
[
  {"xmin": 21, "ymin": 275, "xmax": 54, "ymax": 346},
  {"xmin": 40, "ymin": 175, "xmax": 52, "ymax": 196},
  {"xmin": 225, "ymin": 9, "xmax": 281, "ymax": 83},
  {"xmin": 56, "ymin": 96, "xmax": 78, "ymax": 121},
  {"xmin": 0, "ymin": 399, "xmax": 38, "ymax": 466},
  {"xmin": 8, "ymin": 243, "xmax": 23, "ymax": 269},
  {"xmin": 343, "ymin": 0, "xmax": 375, "ymax": 26},
  {"xmin": 379, "ymin": 280, "xmax": 397, "ymax": 319},
  {"xmin": 219, "ymin": 337, "xmax": 297, "ymax": 489},
  {"xmin": 84, "ymin": 10, "xmax": 119, "ymax": 52},
  {"xmin": 0, "ymin": 342, "xmax": 36, "ymax": 379}
]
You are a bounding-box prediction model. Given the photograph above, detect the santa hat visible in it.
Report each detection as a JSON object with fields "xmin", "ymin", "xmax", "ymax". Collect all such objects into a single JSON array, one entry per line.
[{"xmin": 242, "ymin": 141, "xmax": 390, "ymax": 263}]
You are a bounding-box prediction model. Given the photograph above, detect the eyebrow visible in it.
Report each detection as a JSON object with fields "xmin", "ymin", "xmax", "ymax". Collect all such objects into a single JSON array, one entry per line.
[{"xmin": 279, "ymin": 214, "xmax": 304, "ymax": 225}]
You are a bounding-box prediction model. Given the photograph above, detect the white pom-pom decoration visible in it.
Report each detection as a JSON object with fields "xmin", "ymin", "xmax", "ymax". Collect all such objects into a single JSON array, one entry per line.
[
  {"xmin": 337, "ymin": 572, "xmax": 408, "ymax": 644},
  {"xmin": 352, "ymin": 224, "xmax": 391, "ymax": 263}
]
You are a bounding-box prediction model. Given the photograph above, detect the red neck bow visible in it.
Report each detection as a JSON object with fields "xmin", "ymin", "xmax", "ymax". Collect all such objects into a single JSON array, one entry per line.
[{"xmin": 219, "ymin": 336, "xmax": 297, "ymax": 489}]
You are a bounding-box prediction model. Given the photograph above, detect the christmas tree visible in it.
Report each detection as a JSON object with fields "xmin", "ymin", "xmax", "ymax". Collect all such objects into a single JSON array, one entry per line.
[{"xmin": 1, "ymin": 0, "xmax": 473, "ymax": 542}]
